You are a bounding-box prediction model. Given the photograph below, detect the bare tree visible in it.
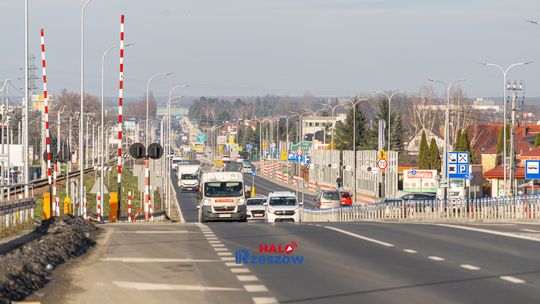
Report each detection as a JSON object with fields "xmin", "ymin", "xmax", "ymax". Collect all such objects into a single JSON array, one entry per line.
[{"xmin": 405, "ymin": 85, "xmax": 442, "ymax": 139}]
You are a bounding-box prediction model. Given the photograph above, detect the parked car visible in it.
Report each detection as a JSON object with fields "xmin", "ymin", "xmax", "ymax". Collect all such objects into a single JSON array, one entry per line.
[
  {"xmin": 246, "ymin": 196, "xmax": 267, "ymax": 220},
  {"xmin": 339, "ymin": 191, "xmax": 352, "ymax": 206},
  {"xmin": 242, "ymin": 162, "xmax": 253, "ymax": 174},
  {"xmin": 400, "ymin": 193, "xmax": 436, "ymax": 201},
  {"xmin": 266, "ymin": 191, "xmax": 302, "ymax": 223},
  {"xmin": 315, "ymin": 190, "xmax": 341, "ymax": 209}
]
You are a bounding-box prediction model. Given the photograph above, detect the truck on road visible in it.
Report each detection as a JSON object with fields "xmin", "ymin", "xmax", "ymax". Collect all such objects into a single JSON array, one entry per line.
[
  {"xmin": 177, "ymin": 164, "xmax": 201, "ymax": 192},
  {"xmin": 197, "ymin": 171, "xmax": 247, "ymax": 222}
]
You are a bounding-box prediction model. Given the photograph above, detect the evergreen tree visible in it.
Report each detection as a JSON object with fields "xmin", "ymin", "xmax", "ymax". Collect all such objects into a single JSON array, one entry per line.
[
  {"xmin": 496, "ymin": 124, "xmax": 510, "ymax": 161},
  {"xmin": 454, "ymin": 129, "xmax": 463, "ymax": 151},
  {"xmin": 418, "ymin": 130, "xmax": 430, "ymax": 169},
  {"xmin": 535, "ymin": 133, "xmax": 540, "ymax": 147},
  {"xmin": 334, "ymin": 101, "xmax": 375, "ymax": 150},
  {"xmin": 429, "ymin": 138, "xmax": 441, "ymax": 172},
  {"xmin": 462, "ymin": 129, "xmax": 476, "ymax": 163},
  {"xmin": 389, "ymin": 112, "xmax": 405, "ymax": 152}
]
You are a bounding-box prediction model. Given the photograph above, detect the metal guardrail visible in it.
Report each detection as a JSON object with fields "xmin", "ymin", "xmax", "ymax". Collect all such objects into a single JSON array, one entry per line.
[
  {"xmin": 300, "ymin": 195, "xmax": 540, "ymax": 222},
  {"xmin": 0, "ymin": 198, "xmax": 36, "ymax": 228}
]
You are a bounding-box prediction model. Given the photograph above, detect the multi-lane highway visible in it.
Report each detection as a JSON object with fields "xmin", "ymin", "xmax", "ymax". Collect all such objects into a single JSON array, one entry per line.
[{"xmin": 28, "ymin": 161, "xmax": 540, "ymax": 303}]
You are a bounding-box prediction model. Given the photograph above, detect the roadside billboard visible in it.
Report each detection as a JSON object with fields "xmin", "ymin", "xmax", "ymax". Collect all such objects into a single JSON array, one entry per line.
[{"xmin": 403, "ymin": 169, "xmax": 438, "ymax": 193}]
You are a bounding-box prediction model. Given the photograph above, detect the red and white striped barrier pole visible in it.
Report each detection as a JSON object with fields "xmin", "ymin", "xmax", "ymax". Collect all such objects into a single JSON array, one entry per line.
[
  {"xmin": 97, "ymin": 192, "xmax": 101, "ymax": 222},
  {"xmin": 40, "ymin": 28, "xmax": 53, "ymax": 216},
  {"xmin": 83, "ymin": 196, "xmax": 87, "ymax": 219},
  {"xmin": 127, "ymin": 191, "xmax": 132, "ymax": 222},
  {"xmin": 144, "ymin": 160, "xmax": 149, "ymax": 221},
  {"xmin": 149, "ymin": 185, "xmax": 154, "ymax": 222},
  {"xmin": 56, "ymin": 197, "xmax": 60, "ymax": 216},
  {"xmin": 116, "ymin": 15, "xmax": 125, "ymax": 221},
  {"xmin": 52, "ymin": 163, "xmax": 57, "ymax": 214}
]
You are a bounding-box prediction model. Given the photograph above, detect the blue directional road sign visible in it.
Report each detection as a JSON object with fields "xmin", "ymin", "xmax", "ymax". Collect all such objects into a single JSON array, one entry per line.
[
  {"xmin": 251, "ymin": 171, "xmax": 257, "ymax": 176},
  {"xmin": 525, "ymin": 160, "xmax": 540, "ymax": 179},
  {"xmin": 264, "ymin": 150, "xmax": 269, "ymax": 157},
  {"xmin": 447, "ymin": 151, "xmax": 469, "ymax": 179}
]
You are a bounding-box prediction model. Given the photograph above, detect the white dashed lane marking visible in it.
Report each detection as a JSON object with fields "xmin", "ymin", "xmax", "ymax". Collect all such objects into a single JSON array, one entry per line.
[
  {"xmin": 231, "ymin": 268, "xmax": 250, "ymax": 273},
  {"xmin": 244, "ymin": 285, "xmax": 269, "ymax": 292},
  {"xmin": 403, "ymin": 249, "xmax": 417, "ymax": 253},
  {"xmin": 460, "ymin": 264, "xmax": 480, "ymax": 270},
  {"xmin": 221, "ymin": 257, "xmax": 236, "ymax": 261},
  {"xmin": 324, "ymin": 226, "xmax": 394, "ymax": 247},
  {"xmin": 237, "ymin": 275, "xmax": 259, "ymax": 282},
  {"xmin": 428, "ymin": 256, "xmax": 445, "ymax": 261},
  {"xmin": 499, "ymin": 276, "xmax": 526, "ymax": 284},
  {"xmin": 197, "ymin": 224, "xmax": 277, "ymax": 303},
  {"xmin": 252, "ymin": 297, "xmax": 279, "ymax": 304}
]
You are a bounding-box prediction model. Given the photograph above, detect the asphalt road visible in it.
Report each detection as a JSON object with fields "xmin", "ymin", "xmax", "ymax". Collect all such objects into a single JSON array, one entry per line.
[
  {"xmin": 171, "ymin": 162, "xmax": 540, "ymax": 303},
  {"xmin": 29, "ymin": 162, "xmax": 540, "ymax": 303}
]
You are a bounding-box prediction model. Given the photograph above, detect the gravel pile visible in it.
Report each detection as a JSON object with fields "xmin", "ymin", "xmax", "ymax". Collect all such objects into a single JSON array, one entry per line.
[{"xmin": 0, "ymin": 216, "xmax": 96, "ymax": 303}]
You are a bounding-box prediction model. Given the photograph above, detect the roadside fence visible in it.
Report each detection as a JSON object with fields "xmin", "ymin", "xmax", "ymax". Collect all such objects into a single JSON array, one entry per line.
[{"xmin": 300, "ymin": 194, "xmax": 540, "ymax": 222}]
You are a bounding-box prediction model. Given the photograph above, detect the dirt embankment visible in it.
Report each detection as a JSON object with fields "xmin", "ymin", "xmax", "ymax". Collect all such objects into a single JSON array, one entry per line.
[{"xmin": 0, "ymin": 216, "xmax": 96, "ymax": 303}]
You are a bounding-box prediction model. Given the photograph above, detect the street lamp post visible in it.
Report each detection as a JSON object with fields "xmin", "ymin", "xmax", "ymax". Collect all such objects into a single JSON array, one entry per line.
[
  {"xmin": 374, "ymin": 90, "xmax": 406, "ymax": 151},
  {"xmin": 166, "ymin": 84, "xmax": 188, "ymax": 217},
  {"xmin": 24, "ymin": 0, "xmax": 29, "ymax": 197},
  {"xmin": 481, "ymin": 62, "xmax": 531, "ymax": 196},
  {"xmin": 100, "ymin": 43, "xmax": 133, "ymax": 212},
  {"xmin": 428, "ymin": 78, "xmax": 466, "ymax": 195},
  {"xmin": 79, "ymin": 0, "xmax": 93, "ymax": 211},
  {"xmin": 144, "ymin": 72, "xmax": 173, "ymax": 221},
  {"xmin": 339, "ymin": 98, "xmax": 368, "ymax": 204}
]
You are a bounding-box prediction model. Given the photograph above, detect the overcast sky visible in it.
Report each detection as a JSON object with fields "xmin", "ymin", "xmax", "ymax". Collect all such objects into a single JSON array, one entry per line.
[{"xmin": 2, "ymin": 0, "xmax": 540, "ymax": 98}]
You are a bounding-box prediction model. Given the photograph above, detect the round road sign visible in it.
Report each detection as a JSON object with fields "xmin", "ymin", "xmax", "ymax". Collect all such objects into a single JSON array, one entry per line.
[
  {"xmin": 296, "ymin": 148, "xmax": 303, "ymax": 156},
  {"xmin": 377, "ymin": 159, "xmax": 388, "ymax": 170}
]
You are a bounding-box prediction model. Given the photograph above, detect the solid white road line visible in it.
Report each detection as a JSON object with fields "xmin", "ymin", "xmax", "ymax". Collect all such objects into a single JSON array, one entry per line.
[
  {"xmin": 244, "ymin": 285, "xmax": 269, "ymax": 292},
  {"xmin": 403, "ymin": 249, "xmax": 417, "ymax": 253},
  {"xmin": 252, "ymin": 297, "xmax": 278, "ymax": 304},
  {"xmin": 214, "ymin": 248, "xmax": 228, "ymax": 252},
  {"xmin": 428, "ymin": 256, "xmax": 445, "ymax": 261},
  {"xmin": 113, "ymin": 281, "xmax": 241, "ymax": 291},
  {"xmin": 460, "ymin": 264, "xmax": 480, "ymax": 270},
  {"xmin": 218, "ymin": 252, "xmax": 233, "ymax": 256},
  {"xmin": 499, "ymin": 276, "xmax": 525, "ymax": 284},
  {"xmin": 237, "ymin": 275, "xmax": 258, "ymax": 282},
  {"xmin": 119, "ymin": 230, "xmax": 196, "ymax": 234},
  {"xmin": 438, "ymin": 224, "xmax": 540, "ymax": 242},
  {"xmin": 520, "ymin": 229, "xmax": 540, "ymax": 233},
  {"xmin": 101, "ymin": 257, "xmax": 219, "ymax": 263},
  {"xmin": 324, "ymin": 226, "xmax": 394, "ymax": 247},
  {"xmin": 231, "ymin": 268, "xmax": 250, "ymax": 273}
]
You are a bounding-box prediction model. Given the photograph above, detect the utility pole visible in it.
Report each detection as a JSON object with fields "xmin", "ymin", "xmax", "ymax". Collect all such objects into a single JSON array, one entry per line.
[{"xmin": 508, "ymin": 81, "xmax": 523, "ymax": 196}]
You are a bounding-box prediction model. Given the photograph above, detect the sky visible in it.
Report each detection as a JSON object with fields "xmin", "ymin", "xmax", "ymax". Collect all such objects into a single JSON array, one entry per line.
[{"xmin": 1, "ymin": 0, "xmax": 540, "ymax": 99}]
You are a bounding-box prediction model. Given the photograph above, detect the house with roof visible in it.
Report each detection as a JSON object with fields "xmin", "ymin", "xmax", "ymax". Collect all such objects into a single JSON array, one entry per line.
[
  {"xmin": 405, "ymin": 128, "xmax": 447, "ymax": 155},
  {"xmin": 475, "ymin": 124, "xmax": 540, "ymax": 196}
]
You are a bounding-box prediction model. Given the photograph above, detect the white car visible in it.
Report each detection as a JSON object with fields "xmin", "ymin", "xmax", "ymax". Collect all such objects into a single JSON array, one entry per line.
[
  {"xmin": 246, "ymin": 196, "xmax": 267, "ymax": 220},
  {"xmin": 265, "ymin": 191, "xmax": 302, "ymax": 223},
  {"xmin": 242, "ymin": 163, "xmax": 253, "ymax": 174}
]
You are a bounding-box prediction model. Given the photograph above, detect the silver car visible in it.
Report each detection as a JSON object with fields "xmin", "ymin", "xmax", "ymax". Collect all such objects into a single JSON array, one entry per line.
[
  {"xmin": 316, "ymin": 190, "xmax": 341, "ymax": 209},
  {"xmin": 246, "ymin": 196, "xmax": 267, "ymax": 220}
]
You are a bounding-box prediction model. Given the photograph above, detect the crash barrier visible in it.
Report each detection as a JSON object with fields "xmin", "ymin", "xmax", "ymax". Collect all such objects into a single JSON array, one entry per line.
[
  {"xmin": 300, "ymin": 194, "xmax": 540, "ymax": 222},
  {"xmin": 0, "ymin": 198, "xmax": 36, "ymax": 229}
]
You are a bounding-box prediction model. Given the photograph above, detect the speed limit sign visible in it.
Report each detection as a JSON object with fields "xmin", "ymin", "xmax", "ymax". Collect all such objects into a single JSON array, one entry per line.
[{"xmin": 377, "ymin": 159, "xmax": 388, "ymax": 170}]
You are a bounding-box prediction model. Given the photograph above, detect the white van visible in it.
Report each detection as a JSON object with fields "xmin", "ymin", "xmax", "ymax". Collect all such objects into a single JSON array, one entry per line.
[
  {"xmin": 177, "ymin": 164, "xmax": 201, "ymax": 191},
  {"xmin": 266, "ymin": 191, "xmax": 302, "ymax": 223},
  {"xmin": 197, "ymin": 172, "xmax": 247, "ymax": 222}
]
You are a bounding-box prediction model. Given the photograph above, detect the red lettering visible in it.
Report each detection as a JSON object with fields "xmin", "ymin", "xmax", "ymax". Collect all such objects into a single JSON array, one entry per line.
[
  {"xmin": 269, "ymin": 244, "xmax": 277, "ymax": 253},
  {"xmin": 277, "ymin": 245, "xmax": 284, "ymax": 253},
  {"xmin": 259, "ymin": 244, "xmax": 268, "ymax": 253}
]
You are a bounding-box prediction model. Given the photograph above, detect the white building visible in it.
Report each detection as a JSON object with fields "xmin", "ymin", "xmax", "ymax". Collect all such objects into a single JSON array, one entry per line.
[{"xmin": 301, "ymin": 114, "xmax": 346, "ymax": 141}]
